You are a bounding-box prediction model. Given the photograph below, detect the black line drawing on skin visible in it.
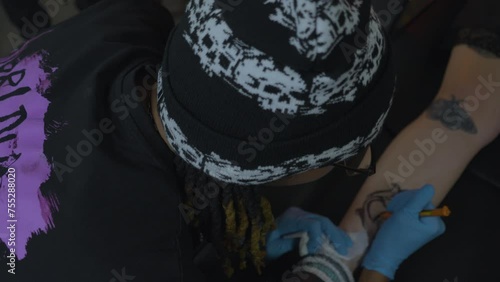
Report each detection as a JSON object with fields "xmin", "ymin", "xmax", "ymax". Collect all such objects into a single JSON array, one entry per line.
[
  {"xmin": 356, "ymin": 184, "xmax": 402, "ymax": 241},
  {"xmin": 426, "ymin": 95, "xmax": 478, "ymax": 134}
]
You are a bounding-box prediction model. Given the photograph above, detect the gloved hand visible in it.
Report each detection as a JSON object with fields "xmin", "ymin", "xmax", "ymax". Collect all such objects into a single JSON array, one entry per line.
[
  {"xmin": 265, "ymin": 207, "xmax": 352, "ymax": 261},
  {"xmin": 362, "ymin": 184, "xmax": 446, "ymax": 280}
]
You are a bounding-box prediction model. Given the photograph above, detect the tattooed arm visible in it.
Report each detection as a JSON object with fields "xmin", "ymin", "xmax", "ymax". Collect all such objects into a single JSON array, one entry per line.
[
  {"xmin": 339, "ymin": 45, "xmax": 500, "ymax": 268},
  {"xmin": 353, "ymin": 184, "xmax": 402, "ymax": 242}
]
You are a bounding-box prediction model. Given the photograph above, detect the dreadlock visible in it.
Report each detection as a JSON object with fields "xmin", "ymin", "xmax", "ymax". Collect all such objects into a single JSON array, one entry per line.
[{"xmin": 174, "ymin": 156, "xmax": 276, "ymax": 278}]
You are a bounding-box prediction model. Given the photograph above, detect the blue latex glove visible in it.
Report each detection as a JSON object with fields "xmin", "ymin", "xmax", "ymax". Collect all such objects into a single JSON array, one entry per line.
[
  {"xmin": 265, "ymin": 207, "xmax": 352, "ymax": 261},
  {"xmin": 362, "ymin": 184, "xmax": 446, "ymax": 280}
]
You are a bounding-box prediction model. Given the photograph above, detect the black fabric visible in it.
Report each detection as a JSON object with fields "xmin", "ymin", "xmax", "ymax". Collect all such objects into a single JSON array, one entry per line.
[
  {"xmin": 456, "ymin": 28, "xmax": 500, "ymax": 58},
  {"xmin": 1, "ymin": 0, "xmax": 51, "ymax": 39},
  {"xmin": 0, "ymin": 1, "xmax": 206, "ymax": 281},
  {"xmin": 371, "ymin": 0, "xmax": 409, "ymax": 33},
  {"xmin": 75, "ymin": 0, "xmax": 105, "ymax": 10},
  {"xmin": 452, "ymin": 0, "xmax": 500, "ymax": 58},
  {"xmin": 158, "ymin": 0, "xmax": 396, "ymax": 185},
  {"xmin": 453, "ymin": 0, "xmax": 500, "ymax": 35},
  {"xmin": 166, "ymin": 6, "xmax": 390, "ymax": 140},
  {"xmin": 162, "ymin": 34, "xmax": 395, "ymax": 169},
  {"xmin": 222, "ymin": 0, "xmax": 372, "ymax": 72}
]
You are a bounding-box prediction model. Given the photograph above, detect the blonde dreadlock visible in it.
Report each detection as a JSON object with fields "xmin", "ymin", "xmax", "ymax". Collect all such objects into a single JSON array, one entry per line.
[{"xmin": 174, "ymin": 156, "xmax": 276, "ymax": 278}]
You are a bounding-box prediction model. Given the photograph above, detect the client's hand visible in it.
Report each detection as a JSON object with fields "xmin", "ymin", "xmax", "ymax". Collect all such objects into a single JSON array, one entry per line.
[
  {"xmin": 265, "ymin": 207, "xmax": 352, "ymax": 261},
  {"xmin": 362, "ymin": 185, "xmax": 446, "ymax": 279}
]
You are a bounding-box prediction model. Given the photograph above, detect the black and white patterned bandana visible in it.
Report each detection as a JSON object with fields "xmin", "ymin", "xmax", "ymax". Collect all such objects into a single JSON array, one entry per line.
[{"xmin": 157, "ymin": 0, "xmax": 396, "ymax": 185}]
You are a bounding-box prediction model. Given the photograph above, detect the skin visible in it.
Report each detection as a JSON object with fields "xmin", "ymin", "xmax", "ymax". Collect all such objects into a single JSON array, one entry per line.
[
  {"xmin": 340, "ymin": 45, "xmax": 500, "ymax": 268},
  {"xmin": 359, "ymin": 269, "xmax": 390, "ymax": 282}
]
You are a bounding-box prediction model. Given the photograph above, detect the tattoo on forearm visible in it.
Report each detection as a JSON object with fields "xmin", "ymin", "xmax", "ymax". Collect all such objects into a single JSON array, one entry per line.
[
  {"xmin": 356, "ymin": 184, "xmax": 402, "ymax": 241},
  {"xmin": 426, "ymin": 95, "xmax": 478, "ymax": 134}
]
